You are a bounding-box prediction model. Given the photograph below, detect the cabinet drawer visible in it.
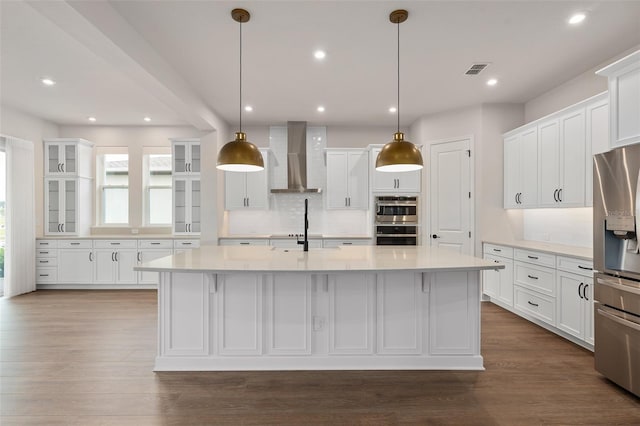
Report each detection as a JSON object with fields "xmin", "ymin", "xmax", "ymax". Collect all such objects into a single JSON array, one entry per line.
[
  {"xmin": 138, "ymin": 240, "xmax": 173, "ymax": 249},
  {"xmin": 36, "ymin": 267, "xmax": 57, "ymax": 283},
  {"xmin": 36, "ymin": 257, "xmax": 57, "ymax": 267},
  {"xmin": 36, "ymin": 249, "xmax": 57, "ymax": 258},
  {"xmin": 323, "ymin": 239, "xmax": 372, "ymax": 248},
  {"xmin": 36, "ymin": 239, "xmax": 58, "ymax": 248},
  {"xmin": 514, "ymin": 249, "xmax": 555, "ymax": 267},
  {"xmin": 58, "ymin": 240, "xmax": 92, "ymax": 249},
  {"xmin": 483, "ymin": 244, "xmax": 513, "ymax": 258},
  {"xmin": 556, "ymin": 256, "xmax": 594, "ymax": 277},
  {"xmin": 514, "ymin": 285, "xmax": 556, "ymax": 326},
  {"xmin": 94, "ymin": 240, "xmax": 137, "ymax": 249},
  {"xmin": 174, "ymin": 240, "xmax": 200, "ymax": 249},
  {"xmin": 219, "ymin": 239, "xmax": 269, "ymax": 246},
  {"xmin": 514, "ymin": 262, "xmax": 556, "ymax": 296}
]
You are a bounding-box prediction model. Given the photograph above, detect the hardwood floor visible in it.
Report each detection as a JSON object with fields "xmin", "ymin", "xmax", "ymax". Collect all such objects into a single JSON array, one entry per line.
[{"xmin": 1, "ymin": 290, "xmax": 638, "ymax": 425}]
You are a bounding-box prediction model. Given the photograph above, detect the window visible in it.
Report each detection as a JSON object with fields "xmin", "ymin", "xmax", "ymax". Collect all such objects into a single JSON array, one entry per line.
[
  {"xmin": 144, "ymin": 152, "xmax": 172, "ymax": 225},
  {"xmin": 99, "ymin": 152, "xmax": 129, "ymax": 225}
]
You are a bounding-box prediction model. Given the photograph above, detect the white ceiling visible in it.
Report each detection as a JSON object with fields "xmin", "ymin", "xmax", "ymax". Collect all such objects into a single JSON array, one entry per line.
[{"xmin": 1, "ymin": 1, "xmax": 639, "ymax": 129}]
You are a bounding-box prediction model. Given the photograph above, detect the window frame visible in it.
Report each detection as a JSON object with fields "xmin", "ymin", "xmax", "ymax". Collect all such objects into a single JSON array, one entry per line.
[
  {"xmin": 142, "ymin": 147, "xmax": 172, "ymax": 226},
  {"xmin": 96, "ymin": 148, "xmax": 130, "ymax": 226}
]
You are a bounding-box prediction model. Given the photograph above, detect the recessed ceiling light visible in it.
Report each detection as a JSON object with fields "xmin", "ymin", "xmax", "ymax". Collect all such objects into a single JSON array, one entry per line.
[
  {"xmin": 88, "ymin": 116, "xmax": 96, "ymax": 122},
  {"xmin": 487, "ymin": 78, "xmax": 498, "ymax": 86},
  {"xmin": 41, "ymin": 78, "xmax": 56, "ymax": 86},
  {"xmin": 244, "ymin": 105, "xmax": 253, "ymax": 112},
  {"xmin": 568, "ymin": 13, "xmax": 586, "ymax": 25},
  {"xmin": 314, "ymin": 50, "xmax": 326, "ymax": 60},
  {"xmin": 317, "ymin": 106, "xmax": 325, "ymax": 112},
  {"xmin": 389, "ymin": 107, "xmax": 397, "ymax": 113},
  {"xmin": 144, "ymin": 116, "xmax": 151, "ymax": 122}
]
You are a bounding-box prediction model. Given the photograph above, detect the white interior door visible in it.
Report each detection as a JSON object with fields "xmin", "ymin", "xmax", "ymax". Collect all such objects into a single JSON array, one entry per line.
[{"xmin": 429, "ymin": 139, "xmax": 472, "ymax": 254}]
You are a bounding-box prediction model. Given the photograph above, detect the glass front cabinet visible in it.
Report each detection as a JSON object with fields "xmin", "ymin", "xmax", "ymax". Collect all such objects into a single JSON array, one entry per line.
[
  {"xmin": 43, "ymin": 139, "xmax": 94, "ymax": 236},
  {"xmin": 171, "ymin": 138, "xmax": 201, "ymax": 234}
]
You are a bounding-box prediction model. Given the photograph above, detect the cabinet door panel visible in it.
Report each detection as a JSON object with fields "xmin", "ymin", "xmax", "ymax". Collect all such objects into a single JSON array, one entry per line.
[
  {"xmin": 347, "ymin": 151, "xmax": 369, "ymax": 208},
  {"xmin": 504, "ymin": 136, "xmax": 520, "ymax": 208},
  {"xmin": 94, "ymin": 249, "xmax": 116, "ymax": 284},
  {"xmin": 520, "ymin": 128, "xmax": 538, "ymax": 206},
  {"xmin": 189, "ymin": 179, "xmax": 201, "ymax": 233},
  {"xmin": 560, "ymin": 110, "xmax": 586, "ymax": 206},
  {"xmin": 498, "ymin": 258, "xmax": 514, "ymax": 306},
  {"xmin": 326, "ymin": 152, "xmax": 348, "ymax": 209},
  {"xmin": 173, "ymin": 143, "xmax": 187, "ymax": 174},
  {"xmin": 267, "ymin": 274, "xmax": 312, "ymax": 355},
  {"xmin": 217, "ymin": 274, "xmax": 263, "ymax": 355},
  {"xmin": 47, "ymin": 144, "xmax": 61, "ymax": 174},
  {"xmin": 115, "ymin": 250, "xmax": 138, "ymax": 284},
  {"xmin": 173, "ymin": 178, "xmax": 188, "ymax": 233},
  {"xmin": 557, "ymin": 273, "xmax": 584, "ymax": 338},
  {"xmin": 63, "ymin": 180, "xmax": 77, "ymax": 234},
  {"xmin": 139, "ymin": 249, "xmax": 173, "ymax": 284},
  {"xmin": 329, "ymin": 273, "xmax": 374, "ymax": 354},
  {"xmin": 583, "ymin": 277, "xmax": 594, "ymax": 345},
  {"xmin": 482, "ymin": 255, "xmax": 501, "ymax": 298},
  {"xmin": 58, "ymin": 249, "xmax": 93, "ymax": 284},
  {"xmin": 63, "ymin": 144, "xmax": 76, "ymax": 174},
  {"xmin": 189, "ymin": 144, "xmax": 201, "ymax": 173},
  {"xmin": 245, "ymin": 168, "xmax": 268, "ymax": 209},
  {"xmin": 538, "ymin": 120, "xmax": 560, "ymax": 206},
  {"xmin": 377, "ymin": 272, "xmax": 421, "ymax": 354},
  {"xmin": 46, "ymin": 179, "xmax": 61, "ymax": 233},
  {"xmin": 224, "ymin": 173, "xmax": 247, "ymax": 210}
]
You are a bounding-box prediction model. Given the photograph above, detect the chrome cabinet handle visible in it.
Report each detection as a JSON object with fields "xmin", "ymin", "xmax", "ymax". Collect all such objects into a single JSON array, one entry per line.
[
  {"xmin": 527, "ymin": 301, "xmax": 539, "ymax": 307},
  {"xmin": 527, "ymin": 274, "xmax": 539, "ymax": 280}
]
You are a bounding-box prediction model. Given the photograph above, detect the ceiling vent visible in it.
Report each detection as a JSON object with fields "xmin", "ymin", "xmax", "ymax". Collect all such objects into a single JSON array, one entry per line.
[{"xmin": 465, "ymin": 63, "xmax": 489, "ymax": 75}]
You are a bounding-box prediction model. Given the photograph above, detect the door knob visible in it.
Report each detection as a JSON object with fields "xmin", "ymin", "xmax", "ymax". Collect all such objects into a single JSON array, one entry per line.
[{"xmin": 432, "ymin": 234, "xmax": 440, "ymax": 239}]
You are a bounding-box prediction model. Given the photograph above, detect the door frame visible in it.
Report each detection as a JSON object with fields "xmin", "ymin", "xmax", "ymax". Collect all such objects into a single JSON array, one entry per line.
[{"xmin": 424, "ymin": 135, "xmax": 476, "ymax": 256}]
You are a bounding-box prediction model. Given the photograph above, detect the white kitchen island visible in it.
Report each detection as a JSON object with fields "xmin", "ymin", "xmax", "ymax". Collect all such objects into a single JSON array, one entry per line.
[{"xmin": 136, "ymin": 245, "xmax": 502, "ymax": 371}]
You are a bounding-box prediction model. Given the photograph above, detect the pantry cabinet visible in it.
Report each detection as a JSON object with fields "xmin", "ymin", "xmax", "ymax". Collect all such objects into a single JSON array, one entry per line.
[
  {"xmin": 326, "ymin": 149, "xmax": 369, "ymax": 209},
  {"xmin": 224, "ymin": 149, "xmax": 269, "ymax": 210}
]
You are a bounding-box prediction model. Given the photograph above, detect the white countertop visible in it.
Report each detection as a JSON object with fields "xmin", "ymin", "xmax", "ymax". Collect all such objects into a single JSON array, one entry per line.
[
  {"xmin": 136, "ymin": 245, "xmax": 500, "ymax": 273},
  {"xmin": 483, "ymin": 240, "xmax": 593, "ymax": 260},
  {"xmin": 218, "ymin": 235, "xmax": 372, "ymax": 240},
  {"xmin": 37, "ymin": 235, "xmax": 198, "ymax": 240}
]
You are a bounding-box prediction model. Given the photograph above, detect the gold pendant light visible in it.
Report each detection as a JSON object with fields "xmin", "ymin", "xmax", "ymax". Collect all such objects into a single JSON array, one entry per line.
[
  {"xmin": 217, "ymin": 8, "xmax": 264, "ymax": 172},
  {"xmin": 375, "ymin": 9, "xmax": 423, "ymax": 172}
]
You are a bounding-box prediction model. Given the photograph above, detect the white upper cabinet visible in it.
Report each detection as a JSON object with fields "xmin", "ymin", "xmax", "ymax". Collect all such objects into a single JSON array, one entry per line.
[
  {"xmin": 538, "ymin": 108, "xmax": 586, "ymax": 207},
  {"xmin": 326, "ymin": 149, "xmax": 369, "ymax": 209},
  {"xmin": 224, "ymin": 149, "xmax": 269, "ymax": 210},
  {"xmin": 596, "ymin": 50, "xmax": 640, "ymax": 149},
  {"xmin": 504, "ymin": 93, "xmax": 608, "ymax": 209},
  {"xmin": 171, "ymin": 138, "xmax": 200, "ymax": 175},
  {"xmin": 585, "ymin": 94, "xmax": 609, "ymax": 206},
  {"xmin": 173, "ymin": 177, "xmax": 201, "ymax": 234},
  {"xmin": 504, "ymin": 126, "xmax": 538, "ymax": 208},
  {"xmin": 370, "ymin": 146, "xmax": 421, "ymax": 193},
  {"xmin": 44, "ymin": 139, "xmax": 93, "ymax": 177}
]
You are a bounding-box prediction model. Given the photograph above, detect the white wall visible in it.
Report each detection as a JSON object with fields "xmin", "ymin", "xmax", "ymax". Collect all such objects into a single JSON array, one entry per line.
[
  {"xmin": 410, "ymin": 104, "xmax": 525, "ymax": 255},
  {"xmin": 523, "ymin": 208, "xmax": 593, "ymax": 248},
  {"xmin": 0, "ymin": 104, "xmax": 59, "ymax": 237},
  {"xmin": 525, "ymin": 45, "xmax": 640, "ymax": 122}
]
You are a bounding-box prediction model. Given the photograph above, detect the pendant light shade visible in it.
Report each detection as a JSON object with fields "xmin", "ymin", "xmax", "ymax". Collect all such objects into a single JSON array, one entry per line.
[
  {"xmin": 217, "ymin": 8, "xmax": 264, "ymax": 172},
  {"xmin": 375, "ymin": 10, "xmax": 423, "ymax": 172}
]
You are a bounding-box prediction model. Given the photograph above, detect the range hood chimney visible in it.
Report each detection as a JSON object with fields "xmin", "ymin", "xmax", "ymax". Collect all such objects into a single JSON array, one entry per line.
[{"xmin": 271, "ymin": 121, "xmax": 321, "ymax": 193}]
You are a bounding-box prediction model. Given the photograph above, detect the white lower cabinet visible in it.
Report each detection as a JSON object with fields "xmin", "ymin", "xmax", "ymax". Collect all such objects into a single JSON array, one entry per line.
[
  {"xmin": 483, "ymin": 242, "xmax": 594, "ymax": 349},
  {"xmin": 328, "ymin": 273, "xmax": 375, "ymax": 355},
  {"xmin": 219, "ymin": 239, "xmax": 270, "ymax": 246},
  {"xmin": 57, "ymin": 240, "xmax": 94, "ymax": 284},
  {"xmin": 270, "ymin": 238, "xmax": 323, "ymax": 249},
  {"xmin": 482, "ymin": 247, "xmax": 514, "ymax": 307},
  {"xmin": 138, "ymin": 240, "xmax": 173, "ymax": 285},
  {"xmin": 94, "ymin": 240, "xmax": 138, "ymax": 285}
]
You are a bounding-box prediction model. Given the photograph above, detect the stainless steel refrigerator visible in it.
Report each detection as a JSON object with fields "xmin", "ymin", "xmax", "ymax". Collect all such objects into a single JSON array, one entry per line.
[{"xmin": 593, "ymin": 142, "xmax": 640, "ymax": 397}]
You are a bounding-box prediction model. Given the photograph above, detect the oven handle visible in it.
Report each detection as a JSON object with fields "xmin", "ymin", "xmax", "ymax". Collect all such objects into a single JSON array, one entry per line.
[
  {"xmin": 596, "ymin": 276, "xmax": 640, "ymax": 296},
  {"xmin": 376, "ymin": 234, "xmax": 418, "ymax": 237},
  {"xmin": 376, "ymin": 202, "xmax": 417, "ymax": 207},
  {"xmin": 597, "ymin": 305, "xmax": 640, "ymax": 331}
]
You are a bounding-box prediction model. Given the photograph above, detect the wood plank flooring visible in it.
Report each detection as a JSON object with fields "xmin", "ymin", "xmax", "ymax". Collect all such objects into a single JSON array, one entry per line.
[{"xmin": 1, "ymin": 290, "xmax": 639, "ymax": 425}]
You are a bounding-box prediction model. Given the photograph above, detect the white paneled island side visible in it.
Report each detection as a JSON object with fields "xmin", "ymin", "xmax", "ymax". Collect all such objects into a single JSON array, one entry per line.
[{"xmin": 136, "ymin": 245, "xmax": 502, "ymax": 371}]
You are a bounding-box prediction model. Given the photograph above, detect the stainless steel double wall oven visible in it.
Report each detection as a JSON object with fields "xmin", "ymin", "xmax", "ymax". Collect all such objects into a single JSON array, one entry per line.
[
  {"xmin": 375, "ymin": 196, "xmax": 418, "ymax": 245},
  {"xmin": 593, "ymin": 143, "xmax": 640, "ymax": 397}
]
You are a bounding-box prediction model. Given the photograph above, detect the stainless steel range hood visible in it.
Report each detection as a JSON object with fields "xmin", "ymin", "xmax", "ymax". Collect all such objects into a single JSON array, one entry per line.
[{"xmin": 270, "ymin": 121, "xmax": 321, "ymax": 193}]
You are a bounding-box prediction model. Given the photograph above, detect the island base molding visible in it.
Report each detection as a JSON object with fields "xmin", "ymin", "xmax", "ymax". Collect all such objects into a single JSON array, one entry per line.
[{"xmin": 156, "ymin": 270, "xmax": 483, "ymax": 371}]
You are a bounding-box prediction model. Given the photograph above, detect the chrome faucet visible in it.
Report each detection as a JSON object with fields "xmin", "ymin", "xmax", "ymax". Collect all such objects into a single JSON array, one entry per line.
[{"xmin": 297, "ymin": 198, "xmax": 309, "ymax": 252}]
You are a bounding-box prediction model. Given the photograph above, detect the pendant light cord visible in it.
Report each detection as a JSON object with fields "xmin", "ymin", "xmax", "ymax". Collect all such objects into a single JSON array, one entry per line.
[
  {"xmin": 239, "ymin": 19, "xmax": 243, "ymax": 133},
  {"xmin": 397, "ymin": 19, "xmax": 400, "ymax": 134}
]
